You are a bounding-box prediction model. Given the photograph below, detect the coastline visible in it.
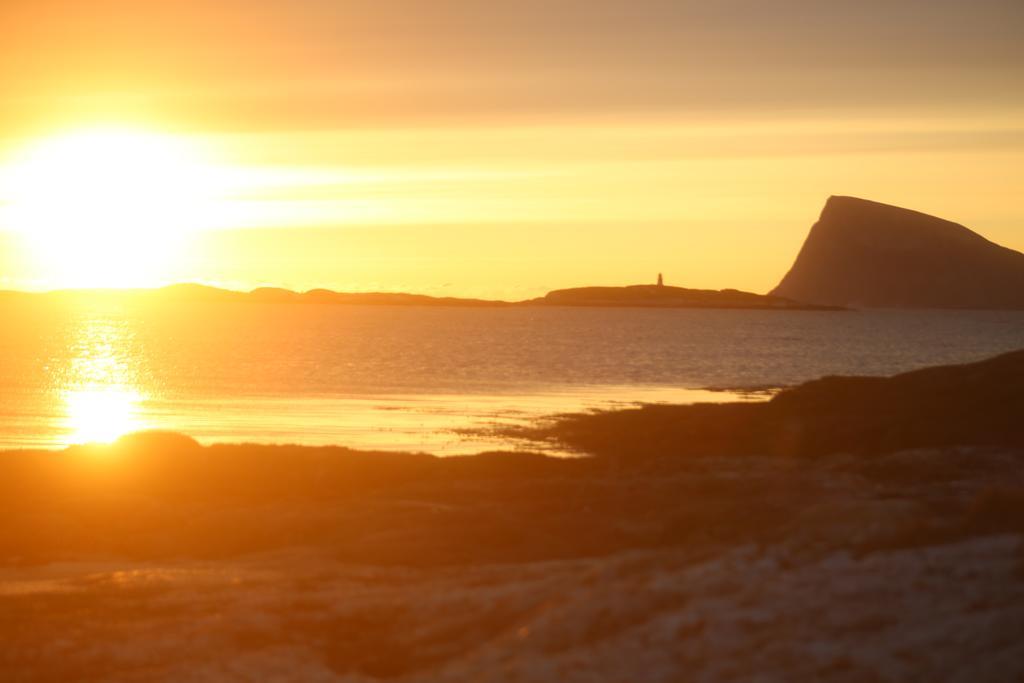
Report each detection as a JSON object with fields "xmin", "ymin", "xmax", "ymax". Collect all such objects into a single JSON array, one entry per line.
[{"xmin": 2, "ymin": 351, "xmax": 1023, "ymax": 679}]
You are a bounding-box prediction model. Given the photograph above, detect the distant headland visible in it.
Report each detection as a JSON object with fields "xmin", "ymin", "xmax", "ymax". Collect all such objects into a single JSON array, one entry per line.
[{"xmin": 773, "ymin": 195, "xmax": 1024, "ymax": 309}]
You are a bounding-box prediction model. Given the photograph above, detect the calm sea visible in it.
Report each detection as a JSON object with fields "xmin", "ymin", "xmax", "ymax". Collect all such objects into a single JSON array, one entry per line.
[{"xmin": 2, "ymin": 298, "xmax": 1023, "ymax": 453}]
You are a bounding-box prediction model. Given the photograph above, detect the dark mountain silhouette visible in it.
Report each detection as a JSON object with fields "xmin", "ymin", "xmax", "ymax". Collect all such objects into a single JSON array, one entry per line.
[{"xmin": 771, "ymin": 196, "xmax": 1024, "ymax": 309}]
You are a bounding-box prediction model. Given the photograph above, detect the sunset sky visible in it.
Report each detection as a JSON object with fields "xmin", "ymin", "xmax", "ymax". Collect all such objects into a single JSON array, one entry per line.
[{"xmin": 1, "ymin": 0, "xmax": 1022, "ymax": 297}]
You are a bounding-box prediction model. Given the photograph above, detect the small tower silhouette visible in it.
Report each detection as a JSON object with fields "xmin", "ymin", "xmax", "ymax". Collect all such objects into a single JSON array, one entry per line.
[{"xmin": 657, "ymin": 272, "xmax": 664, "ymax": 287}]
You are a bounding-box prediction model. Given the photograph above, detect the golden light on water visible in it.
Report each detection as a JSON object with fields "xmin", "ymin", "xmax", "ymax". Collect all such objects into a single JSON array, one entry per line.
[
  {"xmin": 62, "ymin": 386, "xmax": 146, "ymax": 445},
  {"xmin": 56, "ymin": 313, "xmax": 150, "ymax": 445}
]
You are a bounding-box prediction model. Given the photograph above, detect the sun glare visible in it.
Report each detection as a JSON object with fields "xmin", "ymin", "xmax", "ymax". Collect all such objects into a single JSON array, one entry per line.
[
  {"xmin": 1, "ymin": 128, "xmax": 214, "ymax": 288},
  {"xmin": 63, "ymin": 386, "xmax": 147, "ymax": 444}
]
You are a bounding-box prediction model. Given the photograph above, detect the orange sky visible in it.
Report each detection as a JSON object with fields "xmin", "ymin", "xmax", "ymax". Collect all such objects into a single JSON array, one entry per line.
[{"xmin": 1, "ymin": 0, "xmax": 1022, "ymax": 297}]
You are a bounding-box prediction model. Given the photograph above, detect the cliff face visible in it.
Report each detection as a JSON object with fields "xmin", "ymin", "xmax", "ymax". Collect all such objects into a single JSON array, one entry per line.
[{"xmin": 770, "ymin": 196, "xmax": 1024, "ymax": 309}]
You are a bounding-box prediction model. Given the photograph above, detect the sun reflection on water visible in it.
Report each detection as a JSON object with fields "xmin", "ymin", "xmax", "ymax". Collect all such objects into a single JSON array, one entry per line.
[
  {"xmin": 56, "ymin": 312, "xmax": 150, "ymax": 445},
  {"xmin": 62, "ymin": 386, "xmax": 147, "ymax": 444}
]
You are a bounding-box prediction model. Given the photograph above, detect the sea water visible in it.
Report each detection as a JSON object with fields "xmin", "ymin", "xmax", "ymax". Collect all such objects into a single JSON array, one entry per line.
[{"xmin": 2, "ymin": 298, "xmax": 1022, "ymax": 453}]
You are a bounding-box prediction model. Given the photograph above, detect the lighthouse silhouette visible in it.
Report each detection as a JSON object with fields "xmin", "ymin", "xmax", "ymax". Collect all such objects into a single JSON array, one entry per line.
[{"xmin": 657, "ymin": 273, "xmax": 664, "ymax": 287}]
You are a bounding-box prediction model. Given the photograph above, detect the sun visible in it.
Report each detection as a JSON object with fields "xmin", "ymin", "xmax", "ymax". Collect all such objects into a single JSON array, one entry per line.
[{"xmin": 1, "ymin": 127, "xmax": 213, "ymax": 288}]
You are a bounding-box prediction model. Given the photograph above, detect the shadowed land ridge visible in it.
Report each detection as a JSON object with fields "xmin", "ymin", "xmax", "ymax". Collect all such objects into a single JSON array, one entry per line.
[
  {"xmin": 771, "ymin": 195, "xmax": 1024, "ymax": 309},
  {"xmin": 523, "ymin": 348, "xmax": 1024, "ymax": 460}
]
